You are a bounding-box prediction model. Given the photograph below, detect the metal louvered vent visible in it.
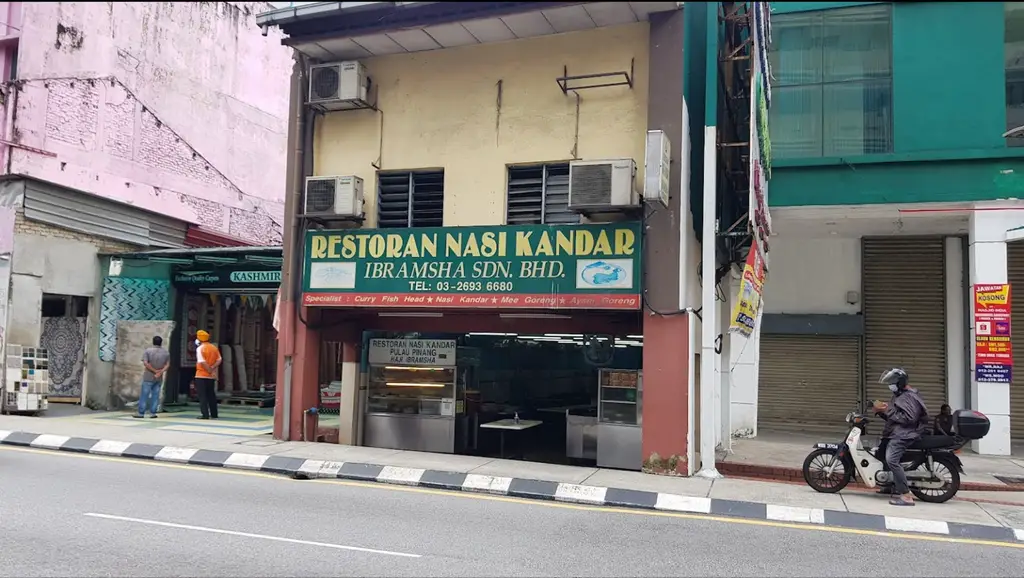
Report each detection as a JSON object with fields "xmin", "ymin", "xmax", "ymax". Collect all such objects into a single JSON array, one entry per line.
[
  {"xmin": 305, "ymin": 178, "xmax": 337, "ymax": 213},
  {"xmin": 569, "ymin": 163, "xmax": 613, "ymax": 206},
  {"xmin": 377, "ymin": 170, "xmax": 445, "ymax": 228},
  {"xmin": 506, "ymin": 163, "xmax": 580, "ymax": 225},
  {"xmin": 310, "ymin": 66, "xmax": 340, "ymax": 101}
]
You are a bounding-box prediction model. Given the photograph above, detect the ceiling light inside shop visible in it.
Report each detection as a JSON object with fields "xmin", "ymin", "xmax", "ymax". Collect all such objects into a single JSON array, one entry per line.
[
  {"xmin": 386, "ymin": 382, "xmax": 446, "ymax": 387},
  {"xmin": 500, "ymin": 313, "xmax": 571, "ymax": 319},
  {"xmin": 467, "ymin": 332, "xmax": 516, "ymax": 337},
  {"xmin": 614, "ymin": 344, "xmax": 628, "ymax": 348},
  {"xmin": 556, "ymin": 339, "xmax": 579, "ymax": 345},
  {"xmin": 384, "ymin": 366, "xmax": 446, "ymax": 371},
  {"xmin": 545, "ymin": 333, "xmax": 582, "ymax": 338},
  {"xmin": 627, "ymin": 335, "xmax": 643, "ymax": 339}
]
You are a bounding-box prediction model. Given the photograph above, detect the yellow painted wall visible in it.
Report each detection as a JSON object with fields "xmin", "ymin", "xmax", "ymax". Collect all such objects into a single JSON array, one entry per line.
[{"xmin": 314, "ymin": 23, "xmax": 650, "ymax": 227}]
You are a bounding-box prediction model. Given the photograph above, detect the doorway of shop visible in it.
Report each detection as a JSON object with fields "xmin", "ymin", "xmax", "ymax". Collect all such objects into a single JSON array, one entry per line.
[{"xmin": 40, "ymin": 293, "xmax": 89, "ymax": 404}]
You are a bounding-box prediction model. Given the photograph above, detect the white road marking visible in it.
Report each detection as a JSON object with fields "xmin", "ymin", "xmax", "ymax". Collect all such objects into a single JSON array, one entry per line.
[
  {"xmin": 885, "ymin": 516, "xmax": 950, "ymax": 535},
  {"xmin": 318, "ymin": 460, "xmax": 345, "ymax": 477},
  {"xmin": 555, "ymin": 483, "xmax": 607, "ymax": 505},
  {"xmin": 153, "ymin": 446, "xmax": 198, "ymax": 463},
  {"xmin": 222, "ymin": 453, "xmax": 270, "ymax": 470},
  {"xmin": 377, "ymin": 466, "xmax": 425, "ymax": 486},
  {"xmin": 461, "ymin": 474, "xmax": 512, "ymax": 494},
  {"xmin": 83, "ymin": 513, "xmax": 421, "ymax": 558},
  {"xmin": 1014, "ymin": 528, "xmax": 1024, "ymax": 542},
  {"xmin": 30, "ymin": 434, "xmax": 70, "ymax": 449},
  {"xmin": 0, "ymin": 430, "xmax": 10, "ymax": 442},
  {"xmin": 89, "ymin": 440, "xmax": 132, "ymax": 456},
  {"xmin": 766, "ymin": 505, "xmax": 825, "ymax": 524},
  {"xmin": 297, "ymin": 460, "xmax": 324, "ymax": 476},
  {"xmin": 655, "ymin": 494, "xmax": 712, "ymax": 514}
]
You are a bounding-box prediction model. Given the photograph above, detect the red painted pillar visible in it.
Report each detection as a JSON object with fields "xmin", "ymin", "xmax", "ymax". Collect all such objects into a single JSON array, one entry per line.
[
  {"xmin": 641, "ymin": 313, "xmax": 690, "ymax": 474},
  {"xmin": 273, "ymin": 306, "xmax": 321, "ymax": 440}
]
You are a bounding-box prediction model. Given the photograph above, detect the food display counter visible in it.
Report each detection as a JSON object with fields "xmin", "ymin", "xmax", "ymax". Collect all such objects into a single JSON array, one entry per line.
[
  {"xmin": 596, "ymin": 369, "xmax": 642, "ymax": 470},
  {"xmin": 363, "ymin": 338, "xmax": 461, "ymax": 454}
]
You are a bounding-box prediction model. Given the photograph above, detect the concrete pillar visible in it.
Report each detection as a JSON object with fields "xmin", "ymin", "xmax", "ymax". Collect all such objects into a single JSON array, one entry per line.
[
  {"xmin": 642, "ymin": 314, "xmax": 691, "ymax": 474},
  {"xmin": 337, "ymin": 341, "xmax": 359, "ymax": 445},
  {"xmin": 945, "ymin": 237, "xmax": 967, "ymax": 411},
  {"xmin": 968, "ymin": 209, "xmax": 1012, "ymax": 455}
]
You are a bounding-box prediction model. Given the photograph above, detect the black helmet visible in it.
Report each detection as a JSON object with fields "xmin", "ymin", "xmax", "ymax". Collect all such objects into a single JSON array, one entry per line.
[{"xmin": 878, "ymin": 367, "xmax": 909, "ymax": 388}]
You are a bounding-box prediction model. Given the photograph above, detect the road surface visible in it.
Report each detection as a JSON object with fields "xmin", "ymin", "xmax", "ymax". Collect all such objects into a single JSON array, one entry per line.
[{"xmin": 1, "ymin": 445, "xmax": 1022, "ymax": 577}]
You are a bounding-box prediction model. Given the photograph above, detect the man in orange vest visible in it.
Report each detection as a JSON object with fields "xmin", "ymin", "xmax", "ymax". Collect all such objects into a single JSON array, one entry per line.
[{"xmin": 194, "ymin": 330, "xmax": 222, "ymax": 420}]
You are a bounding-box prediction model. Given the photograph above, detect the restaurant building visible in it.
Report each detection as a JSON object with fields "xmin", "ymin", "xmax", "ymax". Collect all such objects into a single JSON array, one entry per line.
[{"xmin": 258, "ymin": 1, "xmax": 706, "ymax": 473}]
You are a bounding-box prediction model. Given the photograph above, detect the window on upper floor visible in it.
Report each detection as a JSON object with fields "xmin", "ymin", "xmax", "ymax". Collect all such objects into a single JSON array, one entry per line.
[
  {"xmin": 768, "ymin": 5, "xmax": 894, "ymax": 159},
  {"xmin": 506, "ymin": 163, "xmax": 580, "ymax": 225},
  {"xmin": 376, "ymin": 170, "xmax": 445, "ymax": 228},
  {"xmin": 1006, "ymin": 3, "xmax": 1024, "ymax": 146}
]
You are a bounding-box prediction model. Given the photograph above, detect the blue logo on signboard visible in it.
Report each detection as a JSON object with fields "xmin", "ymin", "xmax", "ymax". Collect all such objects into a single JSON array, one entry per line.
[{"xmin": 580, "ymin": 261, "xmax": 625, "ymax": 287}]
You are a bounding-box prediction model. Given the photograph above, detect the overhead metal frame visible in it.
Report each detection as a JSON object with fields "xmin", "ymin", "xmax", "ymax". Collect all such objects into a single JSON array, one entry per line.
[{"xmin": 715, "ymin": 1, "xmax": 755, "ymax": 280}]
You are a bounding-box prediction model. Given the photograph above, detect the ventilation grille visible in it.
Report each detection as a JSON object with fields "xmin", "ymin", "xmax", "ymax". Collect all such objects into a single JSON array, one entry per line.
[
  {"xmin": 377, "ymin": 171, "xmax": 445, "ymax": 228},
  {"xmin": 570, "ymin": 163, "xmax": 613, "ymax": 206},
  {"xmin": 305, "ymin": 178, "xmax": 337, "ymax": 213},
  {"xmin": 506, "ymin": 164, "xmax": 578, "ymax": 225}
]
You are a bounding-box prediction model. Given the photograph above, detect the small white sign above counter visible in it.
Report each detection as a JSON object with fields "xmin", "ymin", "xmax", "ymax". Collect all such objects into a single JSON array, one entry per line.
[{"xmin": 368, "ymin": 338, "xmax": 457, "ymax": 367}]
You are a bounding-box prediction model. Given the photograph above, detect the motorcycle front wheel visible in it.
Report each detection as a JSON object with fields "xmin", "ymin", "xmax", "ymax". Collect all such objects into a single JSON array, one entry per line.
[
  {"xmin": 909, "ymin": 454, "xmax": 961, "ymax": 503},
  {"xmin": 802, "ymin": 448, "xmax": 852, "ymax": 493}
]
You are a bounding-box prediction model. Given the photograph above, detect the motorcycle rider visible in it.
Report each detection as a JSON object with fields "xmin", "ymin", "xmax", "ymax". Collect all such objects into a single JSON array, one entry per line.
[{"xmin": 872, "ymin": 367, "xmax": 929, "ymax": 507}]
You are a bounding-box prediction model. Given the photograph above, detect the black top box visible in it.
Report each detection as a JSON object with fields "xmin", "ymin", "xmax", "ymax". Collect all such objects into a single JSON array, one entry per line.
[{"xmin": 953, "ymin": 409, "xmax": 990, "ymax": 441}]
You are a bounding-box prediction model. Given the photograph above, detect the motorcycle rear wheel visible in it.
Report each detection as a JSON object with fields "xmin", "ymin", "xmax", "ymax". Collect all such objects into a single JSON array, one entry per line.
[
  {"xmin": 803, "ymin": 448, "xmax": 852, "ymax": 493},
  {"xmin": 909, "ymin": 454, "xmax": 960, "ymax": 503}
]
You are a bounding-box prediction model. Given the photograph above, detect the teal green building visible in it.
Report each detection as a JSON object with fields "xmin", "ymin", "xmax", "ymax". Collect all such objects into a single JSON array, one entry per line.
[{"xmin": 737, "ymin": 2, "xmax": 1022, "ymax": 455}]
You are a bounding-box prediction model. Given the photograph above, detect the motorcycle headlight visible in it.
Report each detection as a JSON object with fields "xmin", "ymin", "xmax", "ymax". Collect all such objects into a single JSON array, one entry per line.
[{"xmin": 845, "ymin": 412, "xmax": 854, "ymax": 423}]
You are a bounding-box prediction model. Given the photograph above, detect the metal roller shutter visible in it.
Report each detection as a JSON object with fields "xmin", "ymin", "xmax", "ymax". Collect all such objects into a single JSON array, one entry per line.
[
  {"xmin": 863, "ymin": 237, "xmax": 947, "ymax": 412},
  {"xmin": 1007, "ymin": 243, "xmax": 1024, "ymax": 440},
  {"xmin": 758, "ymin": 335, "xmax": 861, "ymax": 433}
]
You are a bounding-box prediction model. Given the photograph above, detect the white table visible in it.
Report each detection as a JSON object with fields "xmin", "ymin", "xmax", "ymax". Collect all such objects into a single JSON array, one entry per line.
[{"xmin": 480, "ymin": 419, "xmax": 543, "ymax": 458}]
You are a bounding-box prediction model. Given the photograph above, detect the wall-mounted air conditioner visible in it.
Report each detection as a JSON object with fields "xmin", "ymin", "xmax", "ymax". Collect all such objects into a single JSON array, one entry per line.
[
  {"xmin": 308, "ymin": 61, "xmax": 368, "ymax": 110},
  {"xmin": 304, "ymin": 176, "xmax": 364, "ymax": 218},
  {"xmin": 568, "ymin": 159, "xmax": 638, "ymax": 211}
]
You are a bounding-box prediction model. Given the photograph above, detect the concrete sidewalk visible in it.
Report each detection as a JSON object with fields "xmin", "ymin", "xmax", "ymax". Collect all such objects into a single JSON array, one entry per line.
[
  {"xmin": 720, "ymin": 431, "xmax": 1024, "ymax": 491},
  {"xmin": 3, "ymin": 413, "xmax": 1024, "ymax": 543}
]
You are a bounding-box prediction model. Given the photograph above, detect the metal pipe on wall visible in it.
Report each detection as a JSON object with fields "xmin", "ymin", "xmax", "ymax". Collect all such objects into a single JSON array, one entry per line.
[{"xmin": 279, "ymin": 53, "xmax": 307, "ymax": 441}]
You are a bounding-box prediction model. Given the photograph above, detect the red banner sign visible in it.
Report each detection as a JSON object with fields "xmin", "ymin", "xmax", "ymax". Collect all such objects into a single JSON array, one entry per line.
[{"xmin": 301, "ymin": 292, "xmax": 640, "ymax": 310}]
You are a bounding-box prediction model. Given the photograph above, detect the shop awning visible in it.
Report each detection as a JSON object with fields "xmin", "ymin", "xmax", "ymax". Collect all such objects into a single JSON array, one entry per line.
[{"xmin": 101, "ymin": 245, "xmax": 283, "ymax": 268}]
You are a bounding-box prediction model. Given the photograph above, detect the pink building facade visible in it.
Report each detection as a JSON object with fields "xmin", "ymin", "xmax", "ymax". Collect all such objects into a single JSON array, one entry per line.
[
  {"xmin": 0, "ymin": 1, "xmax": 290, "ymax": 242},
  {"xmin": 0, "ymin": 2, "xmax": 292, "ymax": 409}
]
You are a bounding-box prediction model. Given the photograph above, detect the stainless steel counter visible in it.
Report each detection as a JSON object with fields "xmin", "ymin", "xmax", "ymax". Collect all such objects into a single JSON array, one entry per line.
[
  {"xmin": 566, "ymin": 412, "xmax": 598, "ymax": 460},
  {"xmin": 597, "ymin": 422, "xmax": 641, "ymax": 470},
  {"xmin": 364, "ymin": 413, "xmax": 455, "ymax": 454}
]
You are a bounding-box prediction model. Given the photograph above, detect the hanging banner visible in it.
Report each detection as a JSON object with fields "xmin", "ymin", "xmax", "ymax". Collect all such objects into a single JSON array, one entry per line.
[
  {"xmin": 749, "ymin": 2, "xmax": 773, "ymax": 262},
  {"xmin": 729, "ymin": 242, "xmax": 766, "ymax": 338},
  {"xmin": 974, "ymin": 284, "xmax": 1012, "ymax": 383}
]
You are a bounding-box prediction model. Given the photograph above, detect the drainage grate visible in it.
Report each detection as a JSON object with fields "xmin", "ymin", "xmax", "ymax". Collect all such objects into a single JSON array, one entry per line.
[{"xmin": 993, "ymin": 475, "xmax": 1024, "ymax": 486}]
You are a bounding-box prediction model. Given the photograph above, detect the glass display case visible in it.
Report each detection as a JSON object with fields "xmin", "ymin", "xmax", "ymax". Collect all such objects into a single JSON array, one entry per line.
[
  {"xmin": 363, "ymin": 339, "xmax": 460, "ymax": 454},
  {"xmin": 597, "ymin": 369, "xmax": 643, "ymax": 470},
  {"xmin": 366, "ymin": 365, "xmax": 457, "ymax": 416}
]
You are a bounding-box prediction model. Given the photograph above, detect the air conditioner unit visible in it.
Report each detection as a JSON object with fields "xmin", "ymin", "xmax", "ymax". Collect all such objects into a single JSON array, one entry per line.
[
  {"xmin": 568, "ymin": 159, "xmax": 638, "ymax": 211},
  {"xmin": 304, "ymin": 176, "xmax": 364, "ymax": 218},
  {"xmin": 308, "ymin": 61, "xmax": 368, "ymax": 110}
]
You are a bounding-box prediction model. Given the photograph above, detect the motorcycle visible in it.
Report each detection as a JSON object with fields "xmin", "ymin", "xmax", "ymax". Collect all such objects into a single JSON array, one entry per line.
[{"xmin": 802, "ymin": 408, "xmax": 990, "ymax": 503}]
